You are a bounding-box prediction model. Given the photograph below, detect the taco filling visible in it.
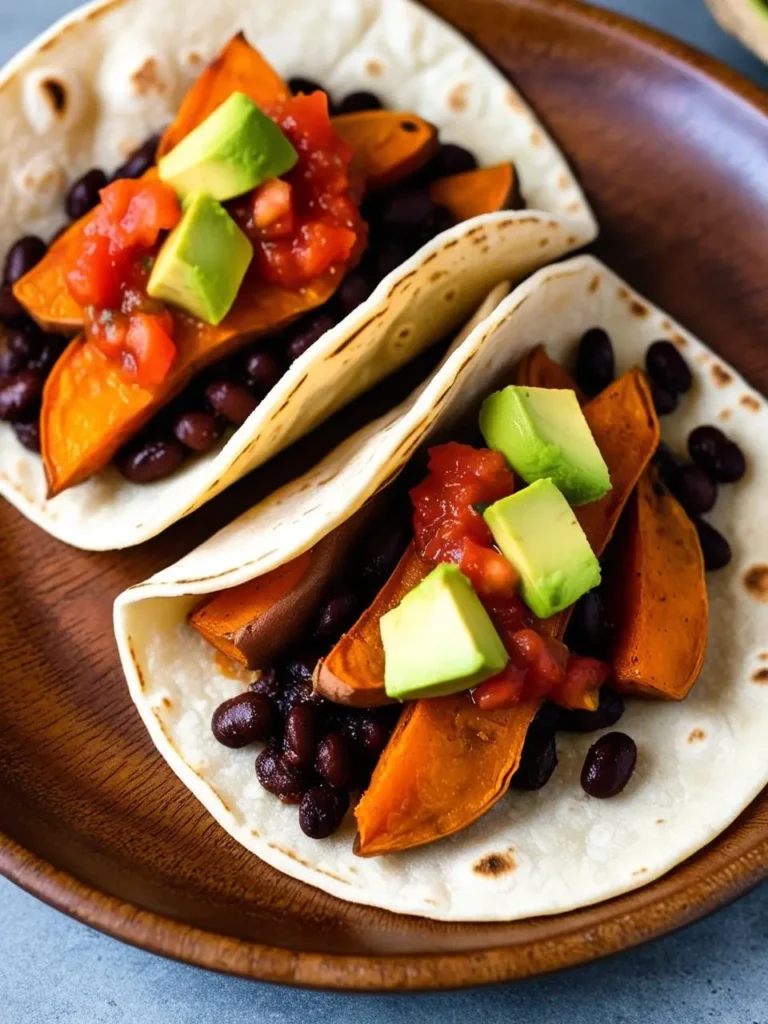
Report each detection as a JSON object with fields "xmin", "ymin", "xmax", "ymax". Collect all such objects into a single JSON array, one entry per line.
[
  {"xmin": 189, "ymin": 328, "xmax": 741, "ymax": 848},
  {"xmin": 2, "ymin": 35, "xmax": 525, "ymax": 496}
]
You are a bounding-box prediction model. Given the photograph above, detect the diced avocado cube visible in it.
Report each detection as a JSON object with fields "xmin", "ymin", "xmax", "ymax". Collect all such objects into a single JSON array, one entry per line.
[
  {"xmin": 158, "ymin": 91, "xmax": 298, "ymax": 202},
  {"xmin": 147, "ymin": 192, "xmax": 253, "ymax": 326},
  {"xmin": 484, "ymin": 478, "xmax": 601, "ymax": 619},
  {"xmin": 381, "ymin": 563, "xmax": 509, "ymax": 701},
  {"xmin": 479, "ymin": 385, "xmax": 611, "ymax": 505}
]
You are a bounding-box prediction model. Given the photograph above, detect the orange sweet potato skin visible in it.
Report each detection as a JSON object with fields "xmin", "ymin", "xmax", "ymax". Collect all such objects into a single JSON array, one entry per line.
[
  {"xmin": 428, "ymin": 163, "xmax": 521, "ymax": 221},
  {"xmin": 333, "ymin": 111, "xmax": 438, "ymax": 190},
  {"xmin": 354, "ymin": 368, "xmax": 660, "ymax": 856},
  {"xmin": 609, "ymin": 472, "xmax": 708, "ymax": 700}
]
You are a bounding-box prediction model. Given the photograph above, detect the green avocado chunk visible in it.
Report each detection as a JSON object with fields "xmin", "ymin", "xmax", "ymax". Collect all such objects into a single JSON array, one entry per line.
[
  {"xmin": 479, "ymin": 385, "xmax": 611, "ymax": 505},
  {"xmin": 147, "ymin": 192, "xmax": 253, "ymax": 326},
  {"xmin": 380, "ymin": 563, "xmax": 509, "ymax": 701},
  {"xmin": 158, "ymin": 91, "xmax": 298, "ymax": 202},
  {"xmin": 484, "ymin": 478, "xmax": 601, "ymax": 619}
]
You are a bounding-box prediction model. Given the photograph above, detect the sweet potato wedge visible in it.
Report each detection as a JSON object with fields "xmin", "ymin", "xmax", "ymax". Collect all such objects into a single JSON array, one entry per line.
[
  {"xmin": 609, "ymin": 471, "xmax": 708, "ymax": 700},
  {"xmin": 513, "ymin": 344, "xmax": 586, "ymax": 404},
  {"xmin": 190, "ymin": 504, "xmax": 377, "ymax": 669},
  {"xmin": 313, "ymin": 543, "xmax": 432, "ymax": 706},
  {"xmin": 428, "ymin": 163, "xmax": 522, "ymax": 221},
  {"xmin": 354, "ymin": 368, "xmax": 660, "ymax": 856},
  {"xmin": 40, "ymin": 268, "xmax": 338, "ymax": 495},
  {"xmin": 157, "ymin": 34, "xmax": 289, "ymax": 159},
  {"xmin": 333, "ymin": 110, "xmax": 438, "ymax": 191}
]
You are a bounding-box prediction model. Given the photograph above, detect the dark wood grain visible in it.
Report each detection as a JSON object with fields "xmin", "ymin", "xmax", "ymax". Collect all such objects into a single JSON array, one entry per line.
[{"xmin": 2, "ymin": 0, "xmax": 768, "ymax": 990}]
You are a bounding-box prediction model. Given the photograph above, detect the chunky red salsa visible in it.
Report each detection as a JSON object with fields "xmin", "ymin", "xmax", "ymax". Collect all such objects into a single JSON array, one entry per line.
[
  {"xmin": 410, "ymin": 442, "xmax": 609, "ymax": 710},
  {"xmin": 237, "ymin": 91, "xmax": 366, "ymax": 289},
  {"xmin": 67, "ymin": 179, "xmax": 181, "ymax": 388},
  {"xmin": 65, "ymin": 91, "xmax": 365, "ymax": 388}
]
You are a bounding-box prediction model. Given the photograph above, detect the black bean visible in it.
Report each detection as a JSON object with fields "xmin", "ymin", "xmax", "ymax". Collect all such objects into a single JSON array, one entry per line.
[
  {"xmin": 565, "ymin": 590, "xmax": 612, "ymax": 659},
  {"xmin": 0, "ymin": 345, "xmax": 26, "ymax": 376},
  {"xmin": 299, "ymin": 784, "xmax": 349, "ymax": 839},
  {"xmin": 211, "ymin": 692, "xmax": 275, "ymax": 748},
  {"xmin": 255, "ymin": 748, "xmax": 307, "ymax": 803},
  {"xmin": 29, "ymin": 333, "xmax": 66, "ymax": 376},
  {"xmin": 687, "ymin": 425, "xmax": 746, "ymax": 484},
  {"xmin": 285, "ymin": 313, "xmax": 335, "ymax": 363},
  {"xmin": 0, "ymin": 286, "xmax": 28, "ymax": 325},
  {"xmin": 315, "ymin": 732, "xmax": 352, "ymax": 789},
  {"xmin": 173, "ymin": 410, "xmax": 220, "ymax": 452},
  {"xmin": 646, "ymin": 340, "xmax": 693, "ymax": 395},
  {"xmin": 342, "ymin": 711, "xmax": 396, "ymax": 755},
  {"xmin": 248, "ymin": 668, "xmax": 280, "ymax": 699},
  {"xmin": 373, "ymin": 238, "xmax": 413, "ymax": 281},
  {"xmin": 112, "ymin": 134, "xmax": 160, "ymax": 181},
  {"xmin": 12, "ymin": 419, "xmax": 41, "ymax": 452},
  {"xmin": 0, "ymin": 370, "xmax": 43, "ymax": 421},
  {"xmin": 244, "ymin": 350, "xmax": 283, "ymax": 393},
  {"xmin": 652, "ymin": 441, "xmax": 683, "ymax": 488},
  {"xmin": 7, "ymin": 327, "xmax": 43, "ymax": 362},
  {"xmin": 649, "ymin": 379, "xmax": 678, "ymax": 416},
  {"xmin": 556, "ymin": 688, "xmax": 625, "ymax": 733},
  {"xmin": 3, "ymin": 237, "xmax": 47, "ymax": 286},
  {"xmin": 379, "ymin": 190, "xmax": 439, "ymax": 230},
  {"xmin": 581, "ymin": 731, "xmax": 637, "ymax": 798},
  {"xmin": 693, "ymin": 518, "xmax": 732, "ymax": 571},
  {"xmin": 283, "ymin": 705, "xmax": 318, "ymax": 768},
  {"xmin": 357, "ymin": 518, "xmax": 410, "ymax": 590},
  {"xmin": 284, "ymin": 652, "xmax": 319, "ymax": 686},
  {"xmin": 510, "ymin": 726, "xmax": 558, "ymax": 790},
  {"xmin": 66, "ymin": 168, "xmax": 107, "ymax": 220},
  {"xmin": 575, "ymin": 327, "xmax": 615, "ymax": 397},
  {"xmin": 667, "ymin": 463, "xmax": 717, "ymax": 516},
  {"xmin": 428, "ymin": 143, "xmax": 478, "ymax": 179},
  {"xmin": 335, "ymin": 272, "xmax": 372, "ymax": 317},
  {"xmin": 289, "ymin": 76, "xmax": 326, "ymax": 97},
  {"xmin": 336, "ymin": 90, "xmax": 382, "ymax": 114},
  {"xmin": 313, "ymin": 591, "xmax": 359, "ymax": 642},
  {"xmin": 205, "ymin": 380, "xmax": 258, "ymax": 425},
  {"xmin": 116, "ymin": 438, "xmax": 186, "ymax": 483}
]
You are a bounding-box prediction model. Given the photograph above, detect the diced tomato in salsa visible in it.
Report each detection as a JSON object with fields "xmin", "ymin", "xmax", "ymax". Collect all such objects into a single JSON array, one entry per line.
[
  {"xmin": 235, "ymin": 91, "xmax": 366, "ymax": 289},
  {"xmin": 66, "ymin": 180, "xmax": 182, "ymax": 388},
  {"xmin": 410, "ymin": 441, "xmax": 608, "ymax": 709}
]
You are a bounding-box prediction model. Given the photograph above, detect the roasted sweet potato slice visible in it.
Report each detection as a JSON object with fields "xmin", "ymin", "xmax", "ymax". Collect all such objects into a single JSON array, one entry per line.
[
  {"xmin": 355, "ymin": 368, "xmax": 660, "ymax": 856},
  {"xmin": 40, "ymin": 268, "xmax": 338, "ymax": 495},
  {"xmin": 313, "ymin": 543, "xmax": 431, "ymax": 706},
  {"xmin": 428, "ymin": 163, "xmax": 521, "ymax": 221},
  {"xmin": 189, "ymin": 505, "xmax": 377, "ymax": 669},
  {"xmin": 157, "ymin": 34, "xmax": 289, "ymax": 159},
  {"xmin": 333, "ymin": 110, "xmax": 438, "ymax": 191},
  {"xmin": 609, "ymin": 471, "xmax": 708, "ymax": 700},
  {"xmin": 513, "ymin": 344, "xmax": 586, "ymax": 404}
]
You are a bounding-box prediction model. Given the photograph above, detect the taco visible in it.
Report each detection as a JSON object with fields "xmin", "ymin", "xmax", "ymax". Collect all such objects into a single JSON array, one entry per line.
[
  {"xmin": 115, "ymin": 254, "xmax": 766, "ymax": 920},
  {"xmin": 0, "ymin": 0, "xmax": 596, "ymax": 550}
]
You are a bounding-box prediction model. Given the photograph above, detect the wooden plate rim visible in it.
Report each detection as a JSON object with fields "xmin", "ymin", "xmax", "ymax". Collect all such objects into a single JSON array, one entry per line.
[{"xmin": 2, "ymin": 0, "xmax": 768, "ymax": 991}]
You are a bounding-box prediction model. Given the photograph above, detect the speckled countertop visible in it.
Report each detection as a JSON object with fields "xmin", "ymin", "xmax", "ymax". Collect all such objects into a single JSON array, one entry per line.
[{"xmin": 2, "ymin": 1, "xmax": 768, "ymax": 1022}]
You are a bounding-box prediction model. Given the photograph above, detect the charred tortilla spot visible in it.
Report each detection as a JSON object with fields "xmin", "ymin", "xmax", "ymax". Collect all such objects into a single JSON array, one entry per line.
[
  {"xmin": 630, "ymin": 301, "xmax": 648, "ymax": 318},
  {"xmin": 529, "ymin": 130, "xmax": 543, "ymax": 147},
  {"xmin": 566, "ymin": 200, "xmax": 581, "ymax": 213},
  {"xmin": 557, "ymin": 173, "xmax": 569, "ymax": 190},
  {"xmin": 617, "ymin": 286, "xmax": 630, "ymax": 300},
  {"xmin": 162, "ymin": 697, "xmax": 172, "ymax": 709},
  {"xmin": 538, "ymin": 237, "xmax": 550, "ymax": 248},
  {"xmin": 567, "ymin": 235, "xmax": 577, "ymax": 246},
  {"xmin": 473, "ymin": 850, "xmax": 516, "ymax": 876},
  {"xmin": 718, "ymin": 408, "xmax": 732, "ymax": 422},
  {"xmin": 632, "ymin": 867, "xmax": 648, "ymax": 876},
  {"xmin": 760, "ymin": 652, "xmax": 768, "ymax": 662},
  {"xmin": 444, "ymin": 289, "xmax": 456, "ymax": 302},
  {"xmin": 740, "ymin": 395, "xmax": 760, "ymax": 413},
  {"xmin": 656, "ymin": 818, "xmax": 665, "ymax": 824},
  {"xmin": 711, "ymin": 364, "xmax": 733, "ymax": 388},
  {"xmin": 744, "ymin": 565, "xmax": 768, "ymax": 602},
  {"xmin": 671, "ymin": 333, "xmax": 687, "ymax": 349},
  {"xmin": 752, "ymin": 668, "xmax": 768, "ymax": 684},
  {"xmin": 42, "ymin": 78, "xmax": 66, "ymax": 113},
  {"xmin": 365, "ymin": 59, "xmax": 384, "ymax": 77},
  {"xmin": 448, "ymin": 83, "xmax": 470, "ymax": 112},
  {"xmin": 131, "ymin": 57, "xmax": 166, "ymax": 96},
  {"xmin": 128, "ymin": 640, "xmax": 146, "ymax": 691},
  {"xmin": 505, "ymin": 89, "xmax": 523, "ymax": 111},
  {"xmin": 688, "ymin": 728, "xmax": 706, "ymax": 743},
  {"xmin": 588, "ymin": 274, "xmax": 601, "ymax": 293},
  {"xmin": 429, "ymin": 270, "xmax": 447, "ymax": 284}
]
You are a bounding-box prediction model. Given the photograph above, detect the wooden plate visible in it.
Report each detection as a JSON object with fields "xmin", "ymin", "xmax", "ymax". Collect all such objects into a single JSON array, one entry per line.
[{"xmin": 2, "ymin": 0, "xmax": 768, "ymax": 991}]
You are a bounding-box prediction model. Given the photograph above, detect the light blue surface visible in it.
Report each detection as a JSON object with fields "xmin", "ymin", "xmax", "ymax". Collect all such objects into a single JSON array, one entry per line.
[{"xmin": 1, "ymin": 1, "xmax": 767, "ymax": 1021}]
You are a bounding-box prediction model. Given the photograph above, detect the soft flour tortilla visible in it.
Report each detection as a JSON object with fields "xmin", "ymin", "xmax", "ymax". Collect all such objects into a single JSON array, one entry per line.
[
  {"xmin": 0, "ymin": 0, "xmax": 597, "ymax": 551},
  {"xmin": 115, "ymin": 254, "xmax": 768, "ymax": 921}
]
